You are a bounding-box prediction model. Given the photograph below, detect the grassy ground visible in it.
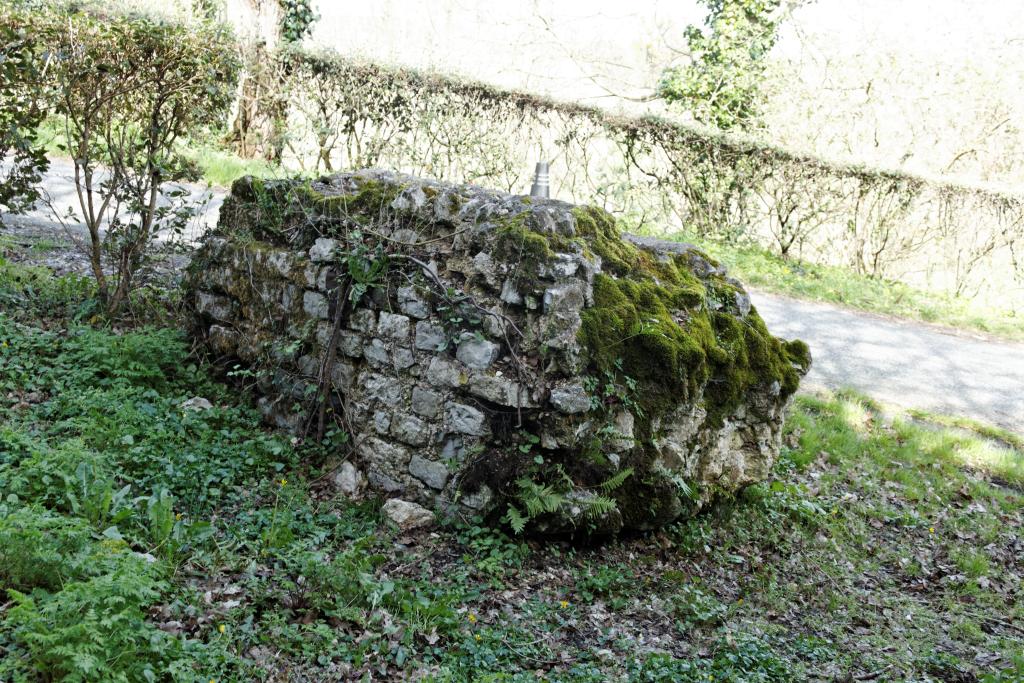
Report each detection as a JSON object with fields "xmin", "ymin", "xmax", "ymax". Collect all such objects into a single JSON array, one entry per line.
[
  {"xmin": 0, "ymin": 259, "xmax": 1021, "ymax": 682},
  {"xmin": 687, "ymin": 238, "xmax": 1023, "ymax": 341},
  {"xmin": 183, "ymin": 141, "xmax": 282, "ymax": 188}
]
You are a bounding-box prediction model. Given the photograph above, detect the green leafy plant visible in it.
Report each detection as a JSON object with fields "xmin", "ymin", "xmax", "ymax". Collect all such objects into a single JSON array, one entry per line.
[
  {"xmin": 4, "ymin": 560, "xmax": 175, "ymax": 682},
  {"xmin": 583, "ymin": 359, "xmax": 643, "ymax": 417},
  {"xmin": 455, "ymin": 521, "xmax": 529, "ymax": 579},
  {"xmin": 0, "ymin": 8, "xmax": 48, "ymax": 218},
  {"xmin": 342, "ymin": 231, "xmax": 389, "ymax": 304},
  {"xmin": 145, "ymin": 488, "xmax": 214, "ymax": 568},
  {"xmin": 278, "ymin": 0, "xmax": 318, "ymax": 43},
  {"xmin": 28, "ymin": 6, "xmax": 239, "ymax": 313},
  {"xmin": 668, "ymin": 581, "xmax": 729, "ymax": 628},
  {"xmin": 503, "ymin": 464, "xmax": 633, "ymax": 535},
  {"xmin": 630, "ymin": 634, "xmax": 790, "ymax": 681}
]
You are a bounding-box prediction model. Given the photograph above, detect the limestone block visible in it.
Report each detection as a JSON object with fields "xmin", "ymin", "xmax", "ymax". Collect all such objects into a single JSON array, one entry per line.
[
  {"xmin": 455, "ymin": 334, "xmax": 500, "ymax": 370},
  {"xmin": 446, "ymin": 403, "xmax": 489, "ymax": 436},
  {"xmin": 382, "ymin": 498, "xmax": 434, "ymax": 530},
  {"xmin": 187, "ymin": 169, "xmax": 809, "ymax": 535},
  {"xmin": 302, "ymin": 291, "xmax": 329, "ymax": 319},
  {"xmin": 309, "ymin": 238, "xmax": 338, "ymax": 262},
  {"xmin": 409, "ymin": 455, "xmax": 449, "ymax": 489},
  {"xmin": 378, "ymin": 312, "xmax": 411, "ymax": 340},
  {"xmin": 411, "ymin": 386, "xmax": 442, "ymax": 418},
  {"xmin": 414, "ymin": 321, "xmax": 447, "ymax": 351}
]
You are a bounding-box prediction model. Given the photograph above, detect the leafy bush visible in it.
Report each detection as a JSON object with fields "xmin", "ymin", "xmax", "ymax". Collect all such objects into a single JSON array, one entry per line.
[
  {"xmin": 0, "ymin": 12, "xmax": 49, "ymax": 217},
  {"xmin": 3, "ymin": 3, "xmax": 240, "ymax": 314}
]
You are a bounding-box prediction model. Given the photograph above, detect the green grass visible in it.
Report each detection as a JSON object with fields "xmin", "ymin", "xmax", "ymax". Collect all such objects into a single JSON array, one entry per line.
[
  {"xmin": 0, "ymin": 235, "xmax": 64, "ymax": 254},
  {"xmin": 907, "ymin": 408, "xmax": 1024, "ymax": 453},
  {"xmin": 684, "ymin": 237, "xmax": 1024, "ymax": 341},
  {"xmin": 182, "ymin": 140, "xmax": 281, "ymax": 188},
  {"xmin": 1, "ymin": 249, "xmax": 1022, "ymax": 681}
]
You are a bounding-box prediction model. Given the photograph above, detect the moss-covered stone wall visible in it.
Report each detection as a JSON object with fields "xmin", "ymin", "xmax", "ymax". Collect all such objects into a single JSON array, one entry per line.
[{"xmin": 186, "ymin": 169, "xmax": 809, "ymax": 535}]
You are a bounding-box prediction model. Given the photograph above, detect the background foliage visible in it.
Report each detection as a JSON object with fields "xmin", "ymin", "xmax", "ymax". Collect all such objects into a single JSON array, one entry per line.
[
  {"xmin": 3, "ymin": 2, "xmax": 1022, "ymax": 314},
  {"xmin": 0, "ymin": 2, "xmax": 239, "ymax": 313},
  {"xmin": 269, "ymin": 47, "xmax": 1024, "ymax": 310},
  {"xmin": 0, "ymin": 17, "xmax": 49, "ymax": 218},
  {"xmin": 659, "ymin": 0, "xmax": 785, "ymax": 131}
]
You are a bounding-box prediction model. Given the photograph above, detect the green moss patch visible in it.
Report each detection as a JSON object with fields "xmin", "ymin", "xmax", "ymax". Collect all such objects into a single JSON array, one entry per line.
[
  {"xmin": 486, "ymin": 202, "xmax": 809, "ymax": 530},
  {"xmin": 224, "ymin": 176, "xmax": 403, "ymax": 247},
  {"xmin": 573, "ymin": 205, "xmax": 807, "ymax": 434},
  {"xmin": 295, "ymin": 178, "xmax": 403, "ymax": 224}
]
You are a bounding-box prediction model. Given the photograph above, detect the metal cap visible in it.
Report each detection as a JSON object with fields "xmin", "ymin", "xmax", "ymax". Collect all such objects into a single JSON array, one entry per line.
[{"xmin": 529, "ymin": 161, "xmax": 550, "ymax": 199}]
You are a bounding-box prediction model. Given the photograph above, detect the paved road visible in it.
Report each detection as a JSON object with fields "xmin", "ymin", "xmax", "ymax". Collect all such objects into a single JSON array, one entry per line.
[
  {"xmin": 20, "ymin": 157, "xmax": 224, "ymax": 244},
  {"xmin": 5, "ymin": 163, "xmax": 1024, "ymax": 432},
  {"xmin": 753, "ymin": 292, "xmax": 1024, "ymax": 432}
]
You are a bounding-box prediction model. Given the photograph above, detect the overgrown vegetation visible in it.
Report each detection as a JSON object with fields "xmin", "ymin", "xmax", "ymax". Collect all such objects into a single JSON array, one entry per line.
[
  {"xmin": 659, "ymin": 0, "xmax": 787, "ymax": 131},
  {"xmin": 1, "ymin": 3, "xmax": 239, "ymax": 315},
  {"xmin": 1, "ymin": 257, "xmax": 1021, "ymax": 681}
]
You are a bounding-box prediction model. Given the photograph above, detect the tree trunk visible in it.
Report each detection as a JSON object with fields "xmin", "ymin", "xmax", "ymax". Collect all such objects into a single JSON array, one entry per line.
[{"xmin": 224, "ymin": 0, "xmax": 287, "ymax": 160}]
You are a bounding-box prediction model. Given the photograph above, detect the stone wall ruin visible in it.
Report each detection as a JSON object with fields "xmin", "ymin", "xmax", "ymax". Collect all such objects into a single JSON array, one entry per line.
[{"xmin": 186, "ymin": 170, "xmax": 810, "ymax": 534}]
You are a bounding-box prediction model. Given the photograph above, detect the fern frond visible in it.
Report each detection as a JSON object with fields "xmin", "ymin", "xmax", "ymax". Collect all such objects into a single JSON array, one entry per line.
[
  {"xmin": 504, "ymin": 504, "xmax": 527, "ymax": 534},
  {"xmin": 598, "ymin": 467, "xmax": 634, "ymax": 493},
  {"xmin": 516, "ymin": 478, "xmax": 564, "ymax": 517},
  {"xmin": 580, "ymin": 495, "xmax": 618, "ymax": 519}
]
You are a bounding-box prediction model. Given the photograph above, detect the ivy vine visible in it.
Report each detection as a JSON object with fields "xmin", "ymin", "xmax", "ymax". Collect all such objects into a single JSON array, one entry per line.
[{"xmin": 278, "ymin": 0, "xmax": 317, "ymax": 43}]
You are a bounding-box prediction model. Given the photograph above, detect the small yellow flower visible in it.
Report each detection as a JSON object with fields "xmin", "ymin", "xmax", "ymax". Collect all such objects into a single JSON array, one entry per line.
[
  {"xmin": 175, "ymin": 513, "xmax": 182, "ymax": 521},
  {"xmin": 929, "ymin": 526, "xmax": 935, "ymax": 534},
  {"xmin": 474, "ymin": 634, "xmax": 482, "ymax": 641},
  {"xmin": 279, "ymin": 478, "xmax": 287, "ymax": 487},
  {"xmin": 559, "ymin": 600, "xmax": 569, "ymax": 609},
  {"xmin": 467, "ymin": 613, "xmax": 477, "ymax": 624},
  {"xmin": 217, "ymin": 624, "xmax": 226, "ymax": 634}
]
